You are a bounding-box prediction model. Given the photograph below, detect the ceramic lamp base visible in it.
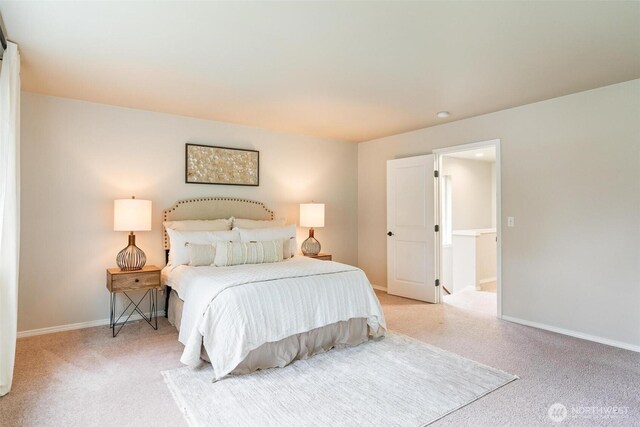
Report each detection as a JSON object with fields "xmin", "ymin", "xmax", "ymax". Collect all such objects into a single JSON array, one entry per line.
[
  {"xmin": 301, "ymin": 228, "xmax": 321, "ymax": 256},
  {"xmin": 117, "ymin": 233, "xmax": 146, "ymax": 271}
]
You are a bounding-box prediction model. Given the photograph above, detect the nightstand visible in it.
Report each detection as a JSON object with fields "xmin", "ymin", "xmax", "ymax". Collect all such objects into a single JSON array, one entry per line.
[
  {"xmin": 304, "ymin": 253, "xmax": 332, "ymax": 261},
  {"xmin": 106, "ymin": 265, "xmax": 161, "ymax": 337}
]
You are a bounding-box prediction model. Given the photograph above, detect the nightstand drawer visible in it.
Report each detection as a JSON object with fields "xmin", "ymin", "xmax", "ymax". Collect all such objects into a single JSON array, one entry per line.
[
  {"xmin": 106, "ymin": 266, "xmax": 161, "ymax": 292},
  {"xmin": 304, "ymin": 253, "xmax": 332, "ymax": 261}
]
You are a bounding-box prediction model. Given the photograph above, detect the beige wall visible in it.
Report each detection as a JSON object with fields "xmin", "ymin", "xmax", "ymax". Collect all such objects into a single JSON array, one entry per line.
[
  {"xmin": 358, "ymin": 79, "xmax": 640, "ymax": 348},
  {"xmin": 20, "ymin": 92, "xmax": 357, "ymax": 332},
  {"xmin": 441, "ymin": 157, "xmax": 494, "ymax": 230}
]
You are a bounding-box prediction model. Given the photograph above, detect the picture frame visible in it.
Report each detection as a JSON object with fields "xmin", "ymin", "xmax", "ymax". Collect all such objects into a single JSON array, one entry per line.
[{"xmin": 185, "ymin": 143, "xmax": 259, "ymax": 186}]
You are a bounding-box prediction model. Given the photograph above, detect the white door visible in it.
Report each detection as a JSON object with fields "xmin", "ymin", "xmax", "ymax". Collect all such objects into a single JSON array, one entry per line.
[{"xmin": 386, "ymin": 155, "xmax": 439, "ymax": 303}]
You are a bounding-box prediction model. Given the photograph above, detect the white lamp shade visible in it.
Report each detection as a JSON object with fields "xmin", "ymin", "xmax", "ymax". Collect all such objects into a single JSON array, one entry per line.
[
  {"xmin": 300, "ymin": 203, "xmax": 325, "ymax": 228},
  {"xmin": 114, "ymin": 199, "xmax": 152, "ymax": 231}
]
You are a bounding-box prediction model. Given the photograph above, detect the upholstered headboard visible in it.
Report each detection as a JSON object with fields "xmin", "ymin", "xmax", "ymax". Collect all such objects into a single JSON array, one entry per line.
[{"xmin": 162, "ymin": 197, "xmax": 274, "ymax": 250}]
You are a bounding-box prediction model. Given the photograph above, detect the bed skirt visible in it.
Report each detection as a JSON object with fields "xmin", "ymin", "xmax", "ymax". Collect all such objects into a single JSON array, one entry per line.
[{"xmin": 167, "ymin": 290, "xmax": 379, "ymax": 375}]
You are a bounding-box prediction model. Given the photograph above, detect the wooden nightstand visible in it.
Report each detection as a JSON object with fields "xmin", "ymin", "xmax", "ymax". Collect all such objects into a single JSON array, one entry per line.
[
  {"xmin": 304, "ymin": 253, "xmax": 332, "ymax": 261},
  {"xmin": 106, "ymin": 265, "xmax": 161, "ymax": 337}
]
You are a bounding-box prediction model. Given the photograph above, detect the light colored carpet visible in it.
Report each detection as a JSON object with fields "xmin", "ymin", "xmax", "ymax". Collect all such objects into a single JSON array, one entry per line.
[
  {"xmin": 162, "ymin": 333, "xmax": 517, "ymax": 427},
  {"xmin": 1, "ymin": 289, "xmax": 638, "ymax": 426}
]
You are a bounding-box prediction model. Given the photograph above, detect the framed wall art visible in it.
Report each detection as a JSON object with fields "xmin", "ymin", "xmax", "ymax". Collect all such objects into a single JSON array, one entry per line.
[{"xmin": 185, "ymin": 143, "xmax": 259, "ymax": 186}]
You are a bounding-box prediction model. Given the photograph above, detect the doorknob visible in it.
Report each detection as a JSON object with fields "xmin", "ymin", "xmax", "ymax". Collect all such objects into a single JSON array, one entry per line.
[{"xmin": 387, "ymin": 231, "xmax": 394, "ymax": 236}]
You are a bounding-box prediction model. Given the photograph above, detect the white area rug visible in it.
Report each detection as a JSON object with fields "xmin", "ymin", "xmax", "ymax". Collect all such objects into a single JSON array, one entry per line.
[{"xmin": 162, "ymin": 333, "xmax": 517, "ymax": 427}]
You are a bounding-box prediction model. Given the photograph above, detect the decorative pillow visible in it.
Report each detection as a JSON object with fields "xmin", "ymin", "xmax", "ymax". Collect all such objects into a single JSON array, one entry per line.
[
  {"xmin": 166, "ymin": 229, "xmax": 240, "ymax": 266},
  {"xmin": 237, "ymin": 225, "xmax": 297, "ymax": 258},
  {"xmin": 231, "ymin": 217, "xmax": 286, "ymax": 229},
  {"xmin": 187, "ymin": 243, "xmax": 216, "ymax": 267},
  {"xmin": 214, "ymin": 240, "xmax": 284, "ymax": 267},
  {"xmin": 163, "ymin": 219, "xmax": 232, "ymax": 232},
  {"xmin": 281, "ymin": 238, "xmax": 294, "ymax": 259}
]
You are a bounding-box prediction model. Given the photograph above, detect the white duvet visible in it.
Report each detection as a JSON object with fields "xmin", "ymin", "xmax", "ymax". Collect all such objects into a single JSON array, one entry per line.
[{"xmin": 164, "ymin": 256, "xmax": 386, "ymax": 380}]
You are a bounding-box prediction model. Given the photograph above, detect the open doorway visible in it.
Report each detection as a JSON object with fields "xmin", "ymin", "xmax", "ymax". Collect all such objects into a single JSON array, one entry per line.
[{"xmin": 435, "ymin": 140, "xmax": 501, "ymax": 317}]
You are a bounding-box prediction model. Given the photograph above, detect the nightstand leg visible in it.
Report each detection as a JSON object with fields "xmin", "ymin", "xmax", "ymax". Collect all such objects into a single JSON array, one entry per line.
[
  {"xmin": 154, "ymin": 288, "xmax": 158, "ymax": 330},
  {"xmin": 111, "ymin": 293, "xmax": 116, "ymax": 337},
  {"xmin": 149, "ymin": 288, "xmax": 156, "ymax": 330},
  {"xmin": 111, "ymin": 289, "xmax": 160, "ymax": 337},
  {"xmin": 109, "ymin": 293, "xmax": 114, "ymax": 329}
]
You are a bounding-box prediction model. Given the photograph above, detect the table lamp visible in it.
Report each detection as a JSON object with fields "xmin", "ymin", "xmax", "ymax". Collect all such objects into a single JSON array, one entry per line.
[
  {"xmin": 300, "ymin": 203, "xmax": 324, "ymax": 256},
  {"xmin": 114, "ymin": 196, "xmax": 152, "ymax": 270}
]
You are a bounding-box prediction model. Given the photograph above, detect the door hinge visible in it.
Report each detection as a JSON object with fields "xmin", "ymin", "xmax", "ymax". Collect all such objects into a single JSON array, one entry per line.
[
  {"xmin": 434, "ymin": 170, "xmax": 439, "ymax": 178},
  {"xmin": 435, "ymin": 279, "xmax": 440, "ymax": 287},
  {"xmin": 435, "ymin": 224, "xmax": 440, "ymax": 232}
]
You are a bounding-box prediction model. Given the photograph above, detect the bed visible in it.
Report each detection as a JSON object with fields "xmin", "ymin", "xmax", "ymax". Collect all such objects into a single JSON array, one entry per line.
[{"xmin": 162, "ymin": 197, "xmax": 386, "ymax": 381}]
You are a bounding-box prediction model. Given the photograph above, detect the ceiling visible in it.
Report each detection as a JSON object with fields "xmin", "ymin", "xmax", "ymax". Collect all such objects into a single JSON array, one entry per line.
[
  {"xmin": 1, "ymin": 1, "xmax": 639, "ymax": 142},
  {"xmin": 445, "ymin": 147, "xmax": 496, "ymax": 162}
]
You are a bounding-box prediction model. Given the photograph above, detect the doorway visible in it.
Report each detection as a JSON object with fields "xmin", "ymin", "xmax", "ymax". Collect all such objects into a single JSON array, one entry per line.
[{"xmin": 435, "ymin": 140, "xmax": 501, "ymax": 317}]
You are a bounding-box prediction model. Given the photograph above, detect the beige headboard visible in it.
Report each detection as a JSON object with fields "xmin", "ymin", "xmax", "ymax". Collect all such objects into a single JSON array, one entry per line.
[{"xmin": 162, "ymin": 197, "xmax": 274, "ymax": 250}]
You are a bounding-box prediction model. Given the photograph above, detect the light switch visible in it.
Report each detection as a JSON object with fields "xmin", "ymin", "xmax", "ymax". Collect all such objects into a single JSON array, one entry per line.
[{"xmin": 507, "ymin": 216, "xmax": 515, "ymax": 227}]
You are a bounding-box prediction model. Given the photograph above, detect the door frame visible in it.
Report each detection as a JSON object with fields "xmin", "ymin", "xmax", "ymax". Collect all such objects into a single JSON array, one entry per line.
[{"xmin": 433, "ymin": 139, "xmax": 502, "ymax": 318}]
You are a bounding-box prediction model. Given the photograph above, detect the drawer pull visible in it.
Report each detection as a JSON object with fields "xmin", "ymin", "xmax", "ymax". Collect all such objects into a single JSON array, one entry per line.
[{"xmin": 134, "ymin": 279, "xmax": 139, "ymax": 283}]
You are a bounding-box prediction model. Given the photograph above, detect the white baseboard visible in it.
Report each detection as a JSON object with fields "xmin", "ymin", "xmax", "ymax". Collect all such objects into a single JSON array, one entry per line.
[
  {"xmin": 371, "ymin": 284, "xmax": 387, "ymax": 292},
  {"xmin": 501, "ymin": 315, "xmax": 640, "ymax": 353},
  {"xmin": 17, "ymin": 311, "xmax": 166, "ymax": 339}
]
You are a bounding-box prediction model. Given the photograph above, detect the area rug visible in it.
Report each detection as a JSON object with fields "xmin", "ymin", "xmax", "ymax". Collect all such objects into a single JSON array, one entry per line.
[{"xmin": 162, "ymin": 333, "xmax": 517, "ymax": 427}]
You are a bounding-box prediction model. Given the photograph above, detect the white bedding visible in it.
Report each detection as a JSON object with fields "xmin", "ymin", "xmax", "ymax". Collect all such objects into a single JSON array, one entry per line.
[{"xmin": 162, "ymin": 256, "xmax": 386, "ymax": 380}]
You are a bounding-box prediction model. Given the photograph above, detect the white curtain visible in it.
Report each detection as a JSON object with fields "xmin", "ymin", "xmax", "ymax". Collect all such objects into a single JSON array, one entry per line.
[{"xmin": 0, "ymin": 42, "xmax": 21, "ymax": 397}]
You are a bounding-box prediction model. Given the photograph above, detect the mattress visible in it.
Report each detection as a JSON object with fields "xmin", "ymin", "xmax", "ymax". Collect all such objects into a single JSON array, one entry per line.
[{"xmin": 167, "ymin": 289, "xmax": 370, "ymax": 375}]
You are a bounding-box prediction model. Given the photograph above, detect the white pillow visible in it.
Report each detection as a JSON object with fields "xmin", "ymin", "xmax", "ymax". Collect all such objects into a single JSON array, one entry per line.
[
  {"xmin": 231, "ymin": 217, "xmax": 286, "ymax": 229},
  {"xmin": 187, "ymin": 243, "xmax": 216, "ymax": 267},
  {"xmin": 163, "ymin": 219, "xmax": 232, "ymax": 232},
  {"xmin": 214, "ymin": 240, "xmax": 284, "ymax": 267},
  {"xmin": 237, "ymin": 225, "xmax": 297, "ymax": 259},
  {"xmin": 166, "ymin": 229, "xmax": 240, "ymax": 266}
]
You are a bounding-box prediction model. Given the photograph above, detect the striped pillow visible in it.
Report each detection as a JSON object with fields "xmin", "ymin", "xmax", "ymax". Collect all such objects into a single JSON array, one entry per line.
[{"xmin": 214, "ymin": 240, "xmax": 284, "ymax": 267}]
